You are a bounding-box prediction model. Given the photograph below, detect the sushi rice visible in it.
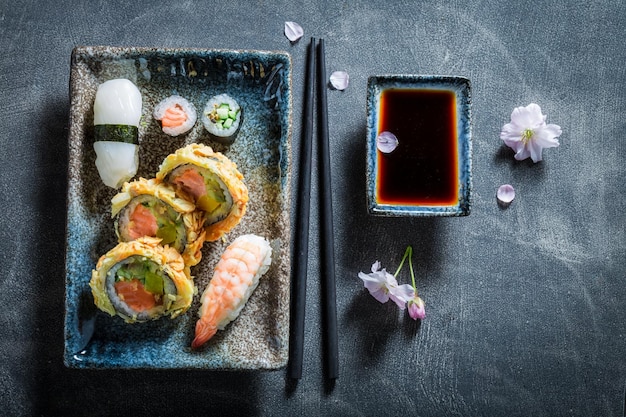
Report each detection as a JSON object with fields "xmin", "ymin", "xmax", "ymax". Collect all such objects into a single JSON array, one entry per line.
[{"xmin": 153, "ymin": 95, "xmax": 197, "ymax": 137}]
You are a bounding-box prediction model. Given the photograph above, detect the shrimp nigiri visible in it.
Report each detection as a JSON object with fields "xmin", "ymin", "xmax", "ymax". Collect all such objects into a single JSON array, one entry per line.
[{"xmin": 192, "ymin": 234, "xmax": 272, "ymax": 349}]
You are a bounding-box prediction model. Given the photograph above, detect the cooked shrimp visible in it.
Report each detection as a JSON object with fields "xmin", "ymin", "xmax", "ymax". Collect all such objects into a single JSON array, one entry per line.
[{"xmin": 191, "ymin": 234, "xmax": 272, "ymax": 349}]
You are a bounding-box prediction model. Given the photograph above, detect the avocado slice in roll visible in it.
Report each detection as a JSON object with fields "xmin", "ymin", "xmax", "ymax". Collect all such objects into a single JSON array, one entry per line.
[{"xmin": 90, "ymin": 237, "xmax": 195, "ymax": 323}]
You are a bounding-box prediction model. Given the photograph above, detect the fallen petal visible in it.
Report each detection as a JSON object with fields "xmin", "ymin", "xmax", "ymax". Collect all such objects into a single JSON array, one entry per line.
[
  {"xmin": 329, "ymin": 71, "xmax": 349, "ymax": 90},
  {"xmin": 376, "ymin": 131, "xmax": 398, "ymax": 153},
  {"xmin": 497, "ymin": 184, "xmax": 515, "ymax": 204},
  {"xmin": 389, "ymin": 284, "xmax": 415, "ymax": 309},
  {"xmin": 284, "ymin": 21, "xmax": 304, "ymax": 42}
]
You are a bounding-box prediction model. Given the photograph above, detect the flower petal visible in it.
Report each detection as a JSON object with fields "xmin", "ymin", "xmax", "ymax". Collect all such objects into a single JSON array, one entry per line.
[
  {"xmin": 497, "ymin": 184, "xmax": 515, "ymax": 204},
  {"xmin": 501, "ymin": 134, "xmax": 524, "ymax": 152},
  {"xmin": 376, "ymin": 131, "xmax": 399, "ymax": 153},
  {"xmin": 389, "ymin": 284, "xmax": 415, "ymax": 309},
  {"xmin": 534, "ymin": 124, "xmax": 561, "ymax": 148},
  {"xmin": 544, "ymin": 123, "xmax": 562, "ymax": 138},
  {"xmin": 359, "ymin": 271, "xmax": 389, "ymax": 302},
  {"xmin": 528, "ymin": 138, "xmax": 543, "ymax": 162},
  {"xmin": 511, "ymin": 103, "xmax": 545, "ymax": 129},
  {"xmin": 371, "ymin": 260, "xmax": 382, "ymax": 273},
  {"xmin": 513, "ymin": 146, "xmax": 531, "ymax": 161},
  {"xmin": 358, "ymin": 271, "xmax": 384, "ymax": 286},
  {"xmin": 329, "ymin": 71, "xmax": 349, "ymax": 90},
  {"xmin": 369, "ymin": 287, "xmax": 390, "ymax": 303},
  {"xmin": 284, "ymin": 21, "xmax": 304, "ymax": 42},
  {"xmin": 384, "ymin": 271, "xmax": 400, "ymax": 287},
  {"xmin": 500, "ymin": 122, "xmax": 522, "ymax": 143}
]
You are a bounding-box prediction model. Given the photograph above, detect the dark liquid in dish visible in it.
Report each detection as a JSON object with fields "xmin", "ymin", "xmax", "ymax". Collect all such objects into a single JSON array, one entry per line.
[{"xmin": 377, "ymin": 88, "xmax": 459, "ymax": 206}]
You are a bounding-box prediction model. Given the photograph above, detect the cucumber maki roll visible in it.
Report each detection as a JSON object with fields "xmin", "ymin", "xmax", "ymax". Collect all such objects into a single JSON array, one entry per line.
[
  {"xmin": 156, "ymin": 143, "xmax": 248, "ymax": 242},
  {"xmin": 90, "ymin": 237, "xmax": 195, "ymax": 323},
  {"xmin": 201, "ymin": 94, "xmax": 243, "ymax": 144},
  {"xmin": 93, "ymin": 78, "xmax": 142, "ymax": 188},
  {"xmin": 153, "ymin": 95, "xmax": 197, "ymax": 137},
  {"xmin": 111, "ymin": 178, "xmax": 206, "ymax": 269}
]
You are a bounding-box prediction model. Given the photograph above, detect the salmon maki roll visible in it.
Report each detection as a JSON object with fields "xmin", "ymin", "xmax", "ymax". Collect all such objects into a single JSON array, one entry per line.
[
  {"xmin": 90, "ymin": 237, "xmax": 195, "ymax": 323},
  {"xmin": 156, "ymin": 143, "xmax": 248, "ymax": 242},
  {"xmin": 111, "ymin": 178, "xmax": 206, "ymax": 269},
  {"xmin": 153, "ymin": 95, "xmax": 197, "ymax": 137}
]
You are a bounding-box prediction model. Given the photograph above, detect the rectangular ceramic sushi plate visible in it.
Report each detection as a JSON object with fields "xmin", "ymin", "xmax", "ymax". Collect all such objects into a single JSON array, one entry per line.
[{"xmin": 64, "ymin": 46, "xmax": 292, "ymax": 369}]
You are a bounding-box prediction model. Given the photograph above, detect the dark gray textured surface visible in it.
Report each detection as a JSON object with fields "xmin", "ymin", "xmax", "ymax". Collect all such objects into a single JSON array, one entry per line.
[{"xmin": 1, "ymin": 0, "xmax": 624, "ymax": 416}]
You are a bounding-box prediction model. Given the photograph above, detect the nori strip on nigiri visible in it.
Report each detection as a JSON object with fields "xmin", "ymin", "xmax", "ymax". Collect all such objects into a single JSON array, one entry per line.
[{"xmin": 94, "ymin": 124, "xmax": 139, "ymax": 144}]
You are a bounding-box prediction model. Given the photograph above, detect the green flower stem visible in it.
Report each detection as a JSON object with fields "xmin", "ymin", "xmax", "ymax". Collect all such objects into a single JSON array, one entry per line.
[
  {"xmin": 408, "ymin": 248, "xmax": 416, "ymax": 291},
  {"xmin": 394, "ymin": 245, "xmax": 417, "ymax": 293}
]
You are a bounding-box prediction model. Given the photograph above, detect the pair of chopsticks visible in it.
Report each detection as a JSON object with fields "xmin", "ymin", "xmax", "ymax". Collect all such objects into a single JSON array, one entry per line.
[{"xmin": 289, "ymin": 37, "xmax": 339, "ymax": 380}]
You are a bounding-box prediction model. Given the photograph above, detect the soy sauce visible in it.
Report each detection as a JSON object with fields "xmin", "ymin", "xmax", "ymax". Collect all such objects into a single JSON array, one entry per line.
[{"xmin": 376, "ymin": 88, "xmax": 459, "ymax": 206}]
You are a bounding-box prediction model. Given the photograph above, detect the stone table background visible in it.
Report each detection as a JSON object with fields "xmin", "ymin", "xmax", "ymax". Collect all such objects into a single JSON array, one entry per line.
[{"xmin": 1, "ymin": 0, "xmax": 624, "ymax": 415}]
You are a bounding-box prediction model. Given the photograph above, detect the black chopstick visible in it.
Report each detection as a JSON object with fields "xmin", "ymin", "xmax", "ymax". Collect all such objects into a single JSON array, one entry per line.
[
  {"xmin": 288, "ymin": 37, "xmax": 316, "ymax": 380},
  {"xmin": 317, "ymin": 38, "xmax": 339, "ymax": 380}
]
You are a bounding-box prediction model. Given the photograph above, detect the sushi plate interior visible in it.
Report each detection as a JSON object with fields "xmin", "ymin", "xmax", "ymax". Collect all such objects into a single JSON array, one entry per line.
[{"xmin": 64, "ymin": 46, "xmax": 292, "ymax": 369}]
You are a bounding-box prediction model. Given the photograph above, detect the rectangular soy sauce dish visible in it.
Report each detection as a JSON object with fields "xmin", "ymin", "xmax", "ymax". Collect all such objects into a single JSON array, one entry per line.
[{"xmin": 366, "ymin": 75, "xmax": 472, "ymax": 217}]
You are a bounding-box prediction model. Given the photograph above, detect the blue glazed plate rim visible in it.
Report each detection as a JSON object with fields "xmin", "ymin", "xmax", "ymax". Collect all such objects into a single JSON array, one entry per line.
[
  {"xmin": 365, "ymin": 74, "xmax": 472, "ymax": 217},
  {"xmin": 63, "ymin": 46, "xmax": 292, "ymax": 370}
]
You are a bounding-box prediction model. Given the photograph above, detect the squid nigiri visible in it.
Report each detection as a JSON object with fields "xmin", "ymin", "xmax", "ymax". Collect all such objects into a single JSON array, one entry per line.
[
  {"xmin": 93, "ymin": 78, "xmax": 142, "ymax": 189},
  {"xmin": 192, "ymin": 234, "xmax": 272, "ymax": 349}
]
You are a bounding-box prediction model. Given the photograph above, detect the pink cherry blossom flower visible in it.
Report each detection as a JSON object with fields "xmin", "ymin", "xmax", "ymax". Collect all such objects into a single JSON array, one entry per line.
[
  {"xmin": 358, "ymin": 261, "xmax": 414, "ymax": 309},
  {"xmin": 358, "ymin": 246, "xmax": 426, "ymax": 318},
  {"xmin": 500, "ymin": 103, "xmax": 561, "ymax": 163}
]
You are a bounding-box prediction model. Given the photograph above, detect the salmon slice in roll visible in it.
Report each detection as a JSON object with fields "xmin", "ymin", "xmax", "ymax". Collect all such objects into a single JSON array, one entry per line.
[
  {"xmin": 156, "ymin": 143, "xmax": 248, "ymax": 242},
  {"xmin": 90, "ymin": 237, "xmax": 195, "ymax": 323},
  {"xmin": 111, "ymin": 178, "xmax": 206, "ymax": 269}
]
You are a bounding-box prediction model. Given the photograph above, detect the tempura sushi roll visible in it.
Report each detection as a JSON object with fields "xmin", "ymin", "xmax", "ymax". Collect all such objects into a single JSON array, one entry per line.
[
  {"xmin": 156, "ymin": 143, "xmax": 248, "ymax": 242},
  {"xmin": 90, "ymin": 237, "xmax": 195, "ymax": 323},
  {"xmin": 111, "ymin": 178, "xmax": 206, "ymax": 268},
  {"xmin": 153, "ymin": 95, "xmax": 197, "ymax": 136},
  {"xmin": 93, "ymin": 78, "xmax": 142, "ymax": 188},
  {"xmin": 201, "ymin": 94, "xmax": 243, "ymax": 144}
]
